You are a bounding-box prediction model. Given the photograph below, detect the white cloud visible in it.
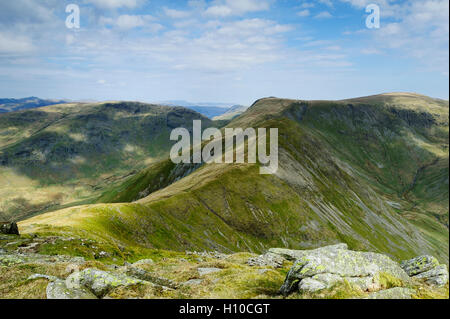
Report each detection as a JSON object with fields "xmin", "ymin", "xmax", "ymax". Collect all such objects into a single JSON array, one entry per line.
[
  {"xmin": 369, "ymin": 0, "xmax": 448, "ymax": 74},
  {"xmin": 297, "ymin": 10, "xmax": 310, "ymax": 17},
  {"xmin": 0, "ymin": 32, "xmax": 34, "ymax": 54},
  {"xmin": 100, "ymin": 14, "xmax": 162, "ymax": 31},
  {"xmin": 87, "ymin": 0, "xmax": 141, "ymax": 9},
  {"xmin": 315, "ymin": 11, "xmax": 333, "ymax": 19},
  {"xmin": 318, "ymin": 0, "xmax": 333, "ymax": 7},
  {"xmin": 164, "ymin": 8, "xmax": 191, "ymax": 19},
  {"xmin": 300, "ymin": 2, "xmax": 315, "ymax": 9},
  {"xmin": 204, "ymin": 5, "xmax": 233, "ymax": 17},
  {"xmin": 204, "ymin": 0, "xmax": 270, "ymax": 17}
]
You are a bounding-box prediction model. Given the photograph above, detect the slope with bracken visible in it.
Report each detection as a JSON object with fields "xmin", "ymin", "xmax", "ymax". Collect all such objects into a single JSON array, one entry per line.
[
  {"xmin": 0, "ymin": 102, "xmax": 212, "ymax": 221},
  {"xmin": 19, "ymin": 93, "xmax": 449, "ymax": 263}
]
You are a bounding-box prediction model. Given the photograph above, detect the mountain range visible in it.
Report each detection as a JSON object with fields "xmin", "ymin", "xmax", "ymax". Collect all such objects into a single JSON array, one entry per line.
[{"xmin": 0, "ymin": 92, "xmax": 445, "ymax": 264}]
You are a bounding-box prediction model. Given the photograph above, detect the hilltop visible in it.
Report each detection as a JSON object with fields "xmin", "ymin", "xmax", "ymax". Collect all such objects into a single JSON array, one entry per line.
[{"xmin": 17, "ymin": 93, "xmax": 449, "ymax": 265}]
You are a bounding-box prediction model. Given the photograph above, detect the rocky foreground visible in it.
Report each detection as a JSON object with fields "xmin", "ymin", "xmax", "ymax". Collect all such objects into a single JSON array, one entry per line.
[{"xmin": 0, "ymin": 227, "xmax": 448, "ymax": 299}]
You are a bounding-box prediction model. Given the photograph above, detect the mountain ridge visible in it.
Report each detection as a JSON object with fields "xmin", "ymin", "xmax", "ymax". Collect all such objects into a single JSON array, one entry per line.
[{"xmin": 16, "ymin": 93, "xmax": 449, "ymax": 264}]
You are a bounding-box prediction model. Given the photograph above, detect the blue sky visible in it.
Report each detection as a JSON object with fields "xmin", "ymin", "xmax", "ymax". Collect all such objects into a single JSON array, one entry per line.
[{"xmin": 0, "ymin": 0, "xmax": 448, "ymax": 105}]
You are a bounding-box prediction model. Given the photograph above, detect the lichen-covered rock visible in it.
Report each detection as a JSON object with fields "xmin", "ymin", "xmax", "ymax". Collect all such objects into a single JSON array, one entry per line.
[
  {"xmin": 28, "ymin": 274, "xmax": 59, "ymax": 282},
  {"xmin": 198, "ymin": 267, "xmax": 222, "ymax": 276},
  {"xmin": 47, "ymin": 280, "xmax": 97, "ymax": 299},
  {"xmin": 132, "ymin": 258, "xmax": 154, "ymax": 266},
  {"xmin": 247, "ymin": 252, "xmax": 285, "ymax": 268},
  {"xmin": 66, "ymin": 268, "xmax": 143, "ymax": 298},
  {"xmin": 0, "ymin": 222, "xmax": 19, "ymax": 235},
  {"xmin": 364, "ymin": 287, "xmax": 414, "ymax": 299},
  {"xmin": 248, "ymin": 244, "xmax": 348, "ymax": 268},
  {"xmin": 122, "ymin": 266, "xmax": 178, "ymax": 289},
  {"xmin": 269, "ymin": 243, "xmax": 348, "ymax": 261},
  {"xmin": 413, "ymin": 264, "xmax": 449, "ymax": 286},
  {"xmin": 0, "ymin": 254, "xmax": 24, "ymax": 266},
  {"xmin": 400, "ymin": 256, "xmax": 439, "ymax": 276},
  {"xmin": 280, "ymin": 246, "xmax": 409, "ymax": 296},
  {"xmin": 0, "ymin": 252, "xmax": 84, "ymax": 266}
]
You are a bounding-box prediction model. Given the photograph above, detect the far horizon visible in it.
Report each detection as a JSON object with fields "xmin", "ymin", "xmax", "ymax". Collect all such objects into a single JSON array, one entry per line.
[{"xmin": 0, "ymin": 0, "xmax": 448, "ymax": 105}]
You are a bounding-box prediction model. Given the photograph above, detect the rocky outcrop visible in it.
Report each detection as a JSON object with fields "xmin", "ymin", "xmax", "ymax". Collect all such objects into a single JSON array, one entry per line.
[
  {"xmin": 279, "ymin": 244, "xmax": 410, "ymax": 296},
  {"xmin": 121, "ymin": 265, "xmax": 178, "ymax": 289},
  {"xmin": 364, "ymin": 287, "xmax": 415, "ymax": 299},
  {"xmin": 401, "ymin": 256, "xmax": 449, "ymax": 287},
  {"xmin": 0, "ymin": 222, "xmax": 19, "ymax": 235},
  {"xmin": 0, "ymin": 252, "xmax": 85, "ymax": 267},
  {"xmin": 400, "ymin": 255, "xmax": 439, "ymax": 276},
  {"xmin": 247, "ymin": 252, "xmax": 284, "ymax": 268},
  {"xmin": 66, "ymin": 268, "xmax": 143, "ymax": 298},
  {"xmin": 47, "ymin": 280, "xmax": 97, "ymax": 299}
]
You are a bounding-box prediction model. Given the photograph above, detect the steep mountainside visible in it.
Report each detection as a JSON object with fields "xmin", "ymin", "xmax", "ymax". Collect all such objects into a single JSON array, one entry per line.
[
  {"xmin": 0, "ymin": 102, "xmax": 212, "ymax": 221},
  {"xmin": 19, "ymin": 93, "xmax": 449, "ymax": 263}
]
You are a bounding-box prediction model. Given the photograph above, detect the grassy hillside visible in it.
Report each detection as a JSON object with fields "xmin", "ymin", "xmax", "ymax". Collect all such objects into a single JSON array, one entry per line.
[
  {"xmin": 0, "ymin": 102, "xmax": 212, "ymax": 221},
  {"xmin": 19, "ymin": 93, "xmax": 449, "ymax": 264}
]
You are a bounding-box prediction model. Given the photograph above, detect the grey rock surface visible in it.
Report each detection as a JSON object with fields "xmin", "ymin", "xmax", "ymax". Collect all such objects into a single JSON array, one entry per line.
[
  {"xmin": 47, "ymin": 279, "xmax": 97, "ymax": 299},
  {"xmin": 66, "ymin": 268, "xmax": 142, "ymax": 298},
  {"xmin": 279, "ymin": 244, "xmax": 409, "ymax": 295},
  {"xmin": 400, "ymin": 255, "xmax": 439, "ymax": 276},
  {"xmin": 198, "ymin": 267, "xmax": 222, "ymax": 276},
  {"xmin": 364, "ymin": 287, "xmax": 415, "ymax": 299},
  {"xmin": 413, "ymin": 264, "xmax": 449, "ymax": 286}
]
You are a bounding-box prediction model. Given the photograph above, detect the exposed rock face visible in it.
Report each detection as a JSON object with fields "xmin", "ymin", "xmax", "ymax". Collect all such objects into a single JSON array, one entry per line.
[
  {"xmin": 0, "ymin": 222, "xmax": 19, "ymax": 235},
  {"xmin": 247, "ymin": 252, "xmax": 285, "ymax": 268},
  {"xmin": 401, "ymin": 256, "xmax": 449, "ymax": 287},
  {"xmin": 0, "ymin": 252, "xmax": 85, "ymax": 267},
  {"xmin": 47, "ymin": 280, "xmax": 97, "ymax": 299},
  {"xmin": 400, "ymin": 255, "xmax": 439, "ymax": 276},
  {"xmin": 198, "ymin": 268, "xmax": 222, "ymax": 276},
  {"xmin": 413, "ymin": 265, "xmax": 449, "ymax": 286},
  {"xmin": 269, "ymin": 244, "xmax": 348, "ymax": 261},
  {"xmin": 364, "ymin": 287, "xmax": 415, "ymax": 299},
  {"xmin": 66, "ymin": 268, "xmax": 143, "ymax": 298},
  {"xmin": 121, "ymin": 265, "xmax": 178, "ymax": 289},
  {"xmin": 247, "ymin": 244, "xmax": 348, "ymax": 268},
  {"xmin": 279, "ymin": 244, "xmax": 410, "ymax": 295}
]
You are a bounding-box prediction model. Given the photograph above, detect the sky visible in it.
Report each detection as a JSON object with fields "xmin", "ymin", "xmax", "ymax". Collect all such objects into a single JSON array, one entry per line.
[{"xmin": 0, "ymin": 0, "xmax": 448, "ymax": 105}]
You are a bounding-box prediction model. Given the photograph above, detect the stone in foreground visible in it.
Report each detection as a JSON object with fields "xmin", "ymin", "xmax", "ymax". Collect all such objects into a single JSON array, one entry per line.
[
  {"xmin": 47, "ymin": 280, "xmax": 97, "ymax": 299},
  {"xmin": 400, "ymin": 255, "xmax": 439, "ymax": 276},
  {"xmin": 413, "ymin": 265, "xmax": 449, "ymax": 287},
  {"xmin": 66, "ymin": 268, "xmax": 143, "ymax": 298},
  {"xmin": 279, "ymin": 244, "xmax": 410, "ymax": 296},
  {"xmin": 364, "ymin": 287, "xmax": 414, "ymax": 299}
]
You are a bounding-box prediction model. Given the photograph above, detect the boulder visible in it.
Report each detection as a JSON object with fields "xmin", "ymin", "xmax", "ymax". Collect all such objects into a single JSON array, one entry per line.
[
  {"xmin": 269, "ymin": 243, "xmax": 348, "ymax": 261},
  {"xmin": 247, "ymin": 252, "xmax": 284, "ymax": 268},
  {"xmin": 66, "ymin": 268, "xmax": 143, "ymax": 298},
  {"xmin": 47, "ymin": 279, "xmax": 97, "ymax": 299},
  {"xmin": 132, "ymin": 258, "xmax": 154, "ymax": 266},
  {"xmin": 28, "ymin": 274, "xmax": 59, "ymax": 282},
  {"xmin": 413, "ymin": 264, "xmax": 449, "ymax": 286},
  {"xmin": 280, "ymin": 245, "xmax": 410, "ymax": 296},
  {"xmin": 183, "ymin": 279, "xmax": 204, "ymax": 286},
  {"xmin": 400, "ymin": 255, "xmax": 439, "ymax": 276},
  {"xmin": 122, "ymin": 266, "xmax": 178, "ymax": 289},
  {"xmin": 248, "ymin": 243, "xmax": 348, "ymax": 268},
  {"xmin": 198, "ymin": 268, "xmax": 222, "ymax": 276},
  {"xmin": 364, "ymin": 287, "xmax": 415, "ymax": 299},
  {"xmin": 0, "ymin": 222, "xmax": 19, "ymax": 235}
]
